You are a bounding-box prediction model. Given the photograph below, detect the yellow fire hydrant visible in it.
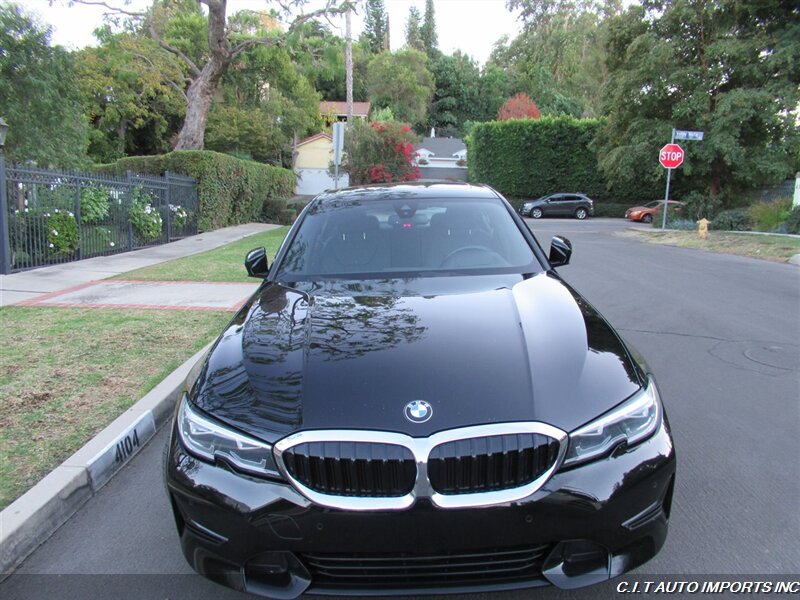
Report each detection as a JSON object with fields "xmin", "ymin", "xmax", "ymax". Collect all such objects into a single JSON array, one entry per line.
[{"xmin": 697, "ymin": 218, "xmax": 710, "ymax": 240}]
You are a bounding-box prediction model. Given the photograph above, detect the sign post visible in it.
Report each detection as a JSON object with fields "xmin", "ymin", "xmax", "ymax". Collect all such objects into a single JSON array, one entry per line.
[
  {"xmin": 659, "ymin": 135, "xmax": 683, "ymax": 229},
  {"xmin": 332, "ymin": 122, "xmax": 345, "ymax": 189},
  {"xmin": 658, "ymin": 129, "xmax": 703, "ymax": 229}
]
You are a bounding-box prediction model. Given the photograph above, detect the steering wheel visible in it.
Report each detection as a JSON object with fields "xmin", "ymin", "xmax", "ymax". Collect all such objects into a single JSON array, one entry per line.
[{"xmin": 440, "ymin": 246, "xmax": 509, "ymax": 268}]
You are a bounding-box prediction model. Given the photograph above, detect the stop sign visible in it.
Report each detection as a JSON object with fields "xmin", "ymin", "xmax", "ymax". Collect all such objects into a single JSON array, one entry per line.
[{"xmin": 659, "ymin": 143, "xmax": 684, "ymax": 169}]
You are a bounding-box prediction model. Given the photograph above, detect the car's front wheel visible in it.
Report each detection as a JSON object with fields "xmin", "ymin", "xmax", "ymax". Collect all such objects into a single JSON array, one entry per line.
[
  {"xmin": 574, "ymin": 207, "xmax": 588, "ymax": 220},
  {"xmin": 531, "ymin": 207, "xmax": 543, "ymax": 219},
  {"xmin": 642, "ymin": 214, "xmax": 653, "ymax": 224}
]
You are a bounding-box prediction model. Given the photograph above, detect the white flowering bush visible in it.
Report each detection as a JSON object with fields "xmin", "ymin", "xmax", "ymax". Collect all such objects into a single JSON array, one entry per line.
[
  {"xmin": 169, "ymin": 204, "xmax": 190, "ymax": 231},
  {"xmin": 47, "ymin": 209, "xmax": 79, "ymax": 255},
  {"xmin": 130, "ymin": 188, "xmax": 163, "ymax": 242}
]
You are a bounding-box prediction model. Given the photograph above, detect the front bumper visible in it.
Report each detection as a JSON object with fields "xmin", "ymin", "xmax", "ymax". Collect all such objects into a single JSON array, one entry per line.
[{"xmin": 166, "ymin": 419, "xmax": 675, "ymax": 598}]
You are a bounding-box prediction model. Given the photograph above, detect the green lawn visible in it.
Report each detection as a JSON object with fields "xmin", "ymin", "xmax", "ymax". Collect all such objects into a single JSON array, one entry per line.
[
  {"xmin": 0, "ymin": 226, "xmax": 292, "ymax": 510},
  {"xmin": 0, "ymin": 307, "xmax": 231, "ymax": 510},
  {"xmin": 116, "ymin": 226, "xmax": 289, "ymax": 282},
  {"xmin": 622, "ymin": 229, "xmax": 800, "ymax": 262}
]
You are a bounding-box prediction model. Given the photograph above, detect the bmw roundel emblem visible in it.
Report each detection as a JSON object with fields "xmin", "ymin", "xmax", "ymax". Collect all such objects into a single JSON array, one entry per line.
[{"xmin": 404, "ymin": 400, "xmax": 432, "ymax": 423}]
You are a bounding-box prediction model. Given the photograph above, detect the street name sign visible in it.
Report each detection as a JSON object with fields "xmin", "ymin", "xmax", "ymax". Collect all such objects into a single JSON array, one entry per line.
[{"xmin": 674, "ymin": 130, "xmax": 704, "ymax": 141}]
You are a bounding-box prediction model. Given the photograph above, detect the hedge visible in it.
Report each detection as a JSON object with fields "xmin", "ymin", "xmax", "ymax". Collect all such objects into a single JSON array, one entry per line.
[
  {"xmin": 92, "ymin": 150, "xmax": 296, "ymax": 231},
  {"xmin": 467, "ymin": 116, "xmax": 609, "ymax": 202}
]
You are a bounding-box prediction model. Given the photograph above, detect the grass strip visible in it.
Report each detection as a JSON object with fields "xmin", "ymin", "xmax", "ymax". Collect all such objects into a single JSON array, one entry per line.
[
  {"xmin": 621, "ymin": 229, "xmax": 800, "ymax": 262},
  {"xmin": 115, "ymin": 227, "xmax": 289, "ymax": 282},
  {"xmin": 0, "ymin": 307, "xmax": 232, "ymax": 510}
]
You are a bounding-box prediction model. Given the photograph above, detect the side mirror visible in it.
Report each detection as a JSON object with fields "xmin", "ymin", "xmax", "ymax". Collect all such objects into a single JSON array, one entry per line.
[
  {"xmin": 549, "ymin": 236, "xmax": 572, "ymax": 267},
  {"xmin": 245, "ymin": 247, "xmax": 269, "ymax": 278}
]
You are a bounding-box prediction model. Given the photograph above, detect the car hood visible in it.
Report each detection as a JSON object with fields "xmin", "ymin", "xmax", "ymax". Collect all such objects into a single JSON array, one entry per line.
[
  {"xmin": 627, "ymin": 206, "xmax": 650, "ymax": 212},
  {"xmin": 191, "ymin": 273, "xmax": 643, "ymax": 442}
]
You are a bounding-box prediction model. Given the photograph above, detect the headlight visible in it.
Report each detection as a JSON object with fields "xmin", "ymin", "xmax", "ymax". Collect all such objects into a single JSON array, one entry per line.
[
  {"xmin": 562, "ymin": 377, "xmax": 661, "ymax": 468},
  {"xmin": 177, "ymin": 395, "xmax": 282, "ymax": 478}
]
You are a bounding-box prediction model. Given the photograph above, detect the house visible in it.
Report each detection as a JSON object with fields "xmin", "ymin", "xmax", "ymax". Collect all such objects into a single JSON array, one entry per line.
[
  {"xmin": 293, "ymin": 132, "xmax": 349, "ymax": 195},
  {"xmin": 319, "ymin": 101, "xmax": 371, "ymax": 126},
  {"xmin": 414, "ymin": 136, "xmax": 468, "ymax": 181}
]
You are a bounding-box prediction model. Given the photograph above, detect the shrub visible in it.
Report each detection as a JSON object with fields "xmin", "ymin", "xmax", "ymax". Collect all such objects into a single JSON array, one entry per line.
[
  {"xmin": 79, "ymin": 186, "xmax": 111, "ymax": 224},
  {"xmin": 711, "ymin": 208, "xmax": 752, "ymax": 231},
  {"xmin": 92, "ymin": 150, "xmax": 295, "ymax": 231},
  {"xmin": 278, "ymin": 208, "xmax": 297, "ymax": 225},
  {"xmin": 785, "ymin": 207, "xmax": 800, "ymax": 235},
  {"xmin": 650, "ymin": 205, "xmax": 687, "ymax": 227},
  {"xmin": 592, "ymin": 203, "xmax": 631, "ymax": 218},
  {"xmin": 749, "ymin": 197, "xmax": 793, "ymax": 232},
  {"xmin": 169, "ymin": 204, "xmax": 190, "ymax": 230},
  {"xmin": 681, "ymin": 191, "xmax": 722, "ymax": 220},
  {"xmin": 344, "ymin": 120, "xmax": 420, "ymax": 185},
  {"xmin": 467, "ymin": 117, "xmax": 608, "ymax": 201},
  {"xmin": 82, "ymin": 225, "xmax": 122, "ymax": 255},
  {"xmin": 47, "ymin": 210, "xmax": 79, "ymax": 254},
  {"xmin": 130, "ymin": 187, "xmax": 163, "ymax": 242}
]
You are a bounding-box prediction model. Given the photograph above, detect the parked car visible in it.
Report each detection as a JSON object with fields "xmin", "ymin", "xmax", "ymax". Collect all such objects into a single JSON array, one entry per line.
[
  {"xmin": 165, "ymin": 182, "xmax": 675, "ymax": 598},
  {"xmin": 519, "ymin": 193, "xmax": 595, "ymax": 219},
  {"xmin": 625, "ymin": 200, "xmax": 684, "ymax": 223}
]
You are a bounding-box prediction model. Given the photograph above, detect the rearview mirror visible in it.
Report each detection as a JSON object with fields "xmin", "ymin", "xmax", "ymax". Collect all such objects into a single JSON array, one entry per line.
[
  {"xmin": 245, "ymin": 247, "xmax": 269, "ymax": 278},
  {"xmin": 549, "ymin": 236, "xmax": 572, "ymax": 267}
]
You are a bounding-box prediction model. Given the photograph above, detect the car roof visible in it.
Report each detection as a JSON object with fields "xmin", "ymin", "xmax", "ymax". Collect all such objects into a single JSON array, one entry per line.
[{"xmin": 313, "ymin": 181, "xmax": 502, "ymax": 205}]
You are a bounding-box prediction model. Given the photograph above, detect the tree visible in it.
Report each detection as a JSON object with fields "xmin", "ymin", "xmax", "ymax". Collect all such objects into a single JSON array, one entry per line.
[
  {"xmin": 498, "ymin": 93, "xmax": 541, "ymax": 120},
  {"xmin": 288, "ymin": 24, "xmax": 370, "ymax": 102},
  {"xmin": 362, "ymin": 0, "xmax": 389, "ymax": 53},
  {"xmin": 490, "ymin": 0, "xmax": 617, "ymax": 117},
  {"xmin": 205, "ymin": 41, "xmax": 322, "ymax": 165},
  {"xmin": 594, "ymin": 1, "xmax": 800, "ymax": 206},
  {"xmin": 420, "ymin": 0, "xmax": 438, "ymax": 57},
  {"xmin": 344, "ymin": 120, "xmax": 420, "ymax": 185},
  {"xmin": 405, "ymin": 7, "xmax": 423, "ymax": 51},
  {"xmin": 475, "ymin": 64, "xmax": 511, "ymax": 122},
  {"xmin": 75, "ymin": 0, "xmax": 353, "ymax": 151},
  {"xmin": 0, "ymin": 4, "xmax": 88, "ymax": 166},
  {"xmin": 74, "ymin": 28, "xmax": 186, "ymax": 162},
  {"xmin": 367, "ymin": 49, "xmax": 434, "ymax": 126},
  {"xmin": 428, "ymin": 52, "xmax": 482, "ymax": 135}
]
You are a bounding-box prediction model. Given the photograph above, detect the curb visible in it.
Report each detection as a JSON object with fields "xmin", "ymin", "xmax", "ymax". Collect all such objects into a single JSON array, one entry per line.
[{"xmin": 0, "ymin": 342, "xmax": 212, "ymax": 577}]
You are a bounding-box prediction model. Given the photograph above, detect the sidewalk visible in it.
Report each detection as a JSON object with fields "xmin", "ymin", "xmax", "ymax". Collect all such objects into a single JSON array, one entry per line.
[{"xmin": 0, "ymin": 223, "xmax": 279, "ymax": 306}]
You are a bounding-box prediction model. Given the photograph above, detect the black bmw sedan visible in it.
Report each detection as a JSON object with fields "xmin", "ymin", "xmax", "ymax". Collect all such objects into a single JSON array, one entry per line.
[{"xmin": 165, "ymin": 182, "xmax": 675, "ymax": 598}]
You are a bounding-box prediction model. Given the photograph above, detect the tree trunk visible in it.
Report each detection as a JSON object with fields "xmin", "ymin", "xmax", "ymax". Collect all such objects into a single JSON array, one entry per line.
[
  {"xmin": 174, "ymin": 60, "xmax": 229, "ymax": 150},
  {"xmin": 173, "ymin": 0, "xmax": 230, "ymax": 150}
]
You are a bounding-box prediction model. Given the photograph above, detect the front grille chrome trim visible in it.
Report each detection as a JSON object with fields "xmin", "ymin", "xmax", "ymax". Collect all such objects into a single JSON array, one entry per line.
[{"xmin": 273, "ymin": 422, "xmax": 567, "ymax": 511}]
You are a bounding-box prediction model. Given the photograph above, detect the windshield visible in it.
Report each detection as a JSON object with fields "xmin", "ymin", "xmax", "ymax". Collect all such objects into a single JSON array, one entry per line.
[
  {"xmin": 275, "ymin": 197, "xmax": 540, "ymax": 280},
  {"xmin": 644, "ymin": 201, "xmax": 662, "ymax": 208}
]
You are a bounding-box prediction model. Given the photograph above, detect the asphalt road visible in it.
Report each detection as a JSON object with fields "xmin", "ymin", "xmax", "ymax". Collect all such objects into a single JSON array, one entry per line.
[{"xmin": 3, "ymin": 218, "xmax": 799, "ymax": 600}]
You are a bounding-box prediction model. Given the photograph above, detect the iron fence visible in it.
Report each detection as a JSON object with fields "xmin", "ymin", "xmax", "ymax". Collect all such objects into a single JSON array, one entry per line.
[{"xmin": 0, "ymin": 162, "xmax": 198, "ymax": 274}]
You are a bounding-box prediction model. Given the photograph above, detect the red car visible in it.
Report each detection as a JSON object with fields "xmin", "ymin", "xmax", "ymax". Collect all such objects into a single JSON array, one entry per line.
[{"xmin": 625, "ymin": 200, "xmax": 684, "ymax": 223}]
